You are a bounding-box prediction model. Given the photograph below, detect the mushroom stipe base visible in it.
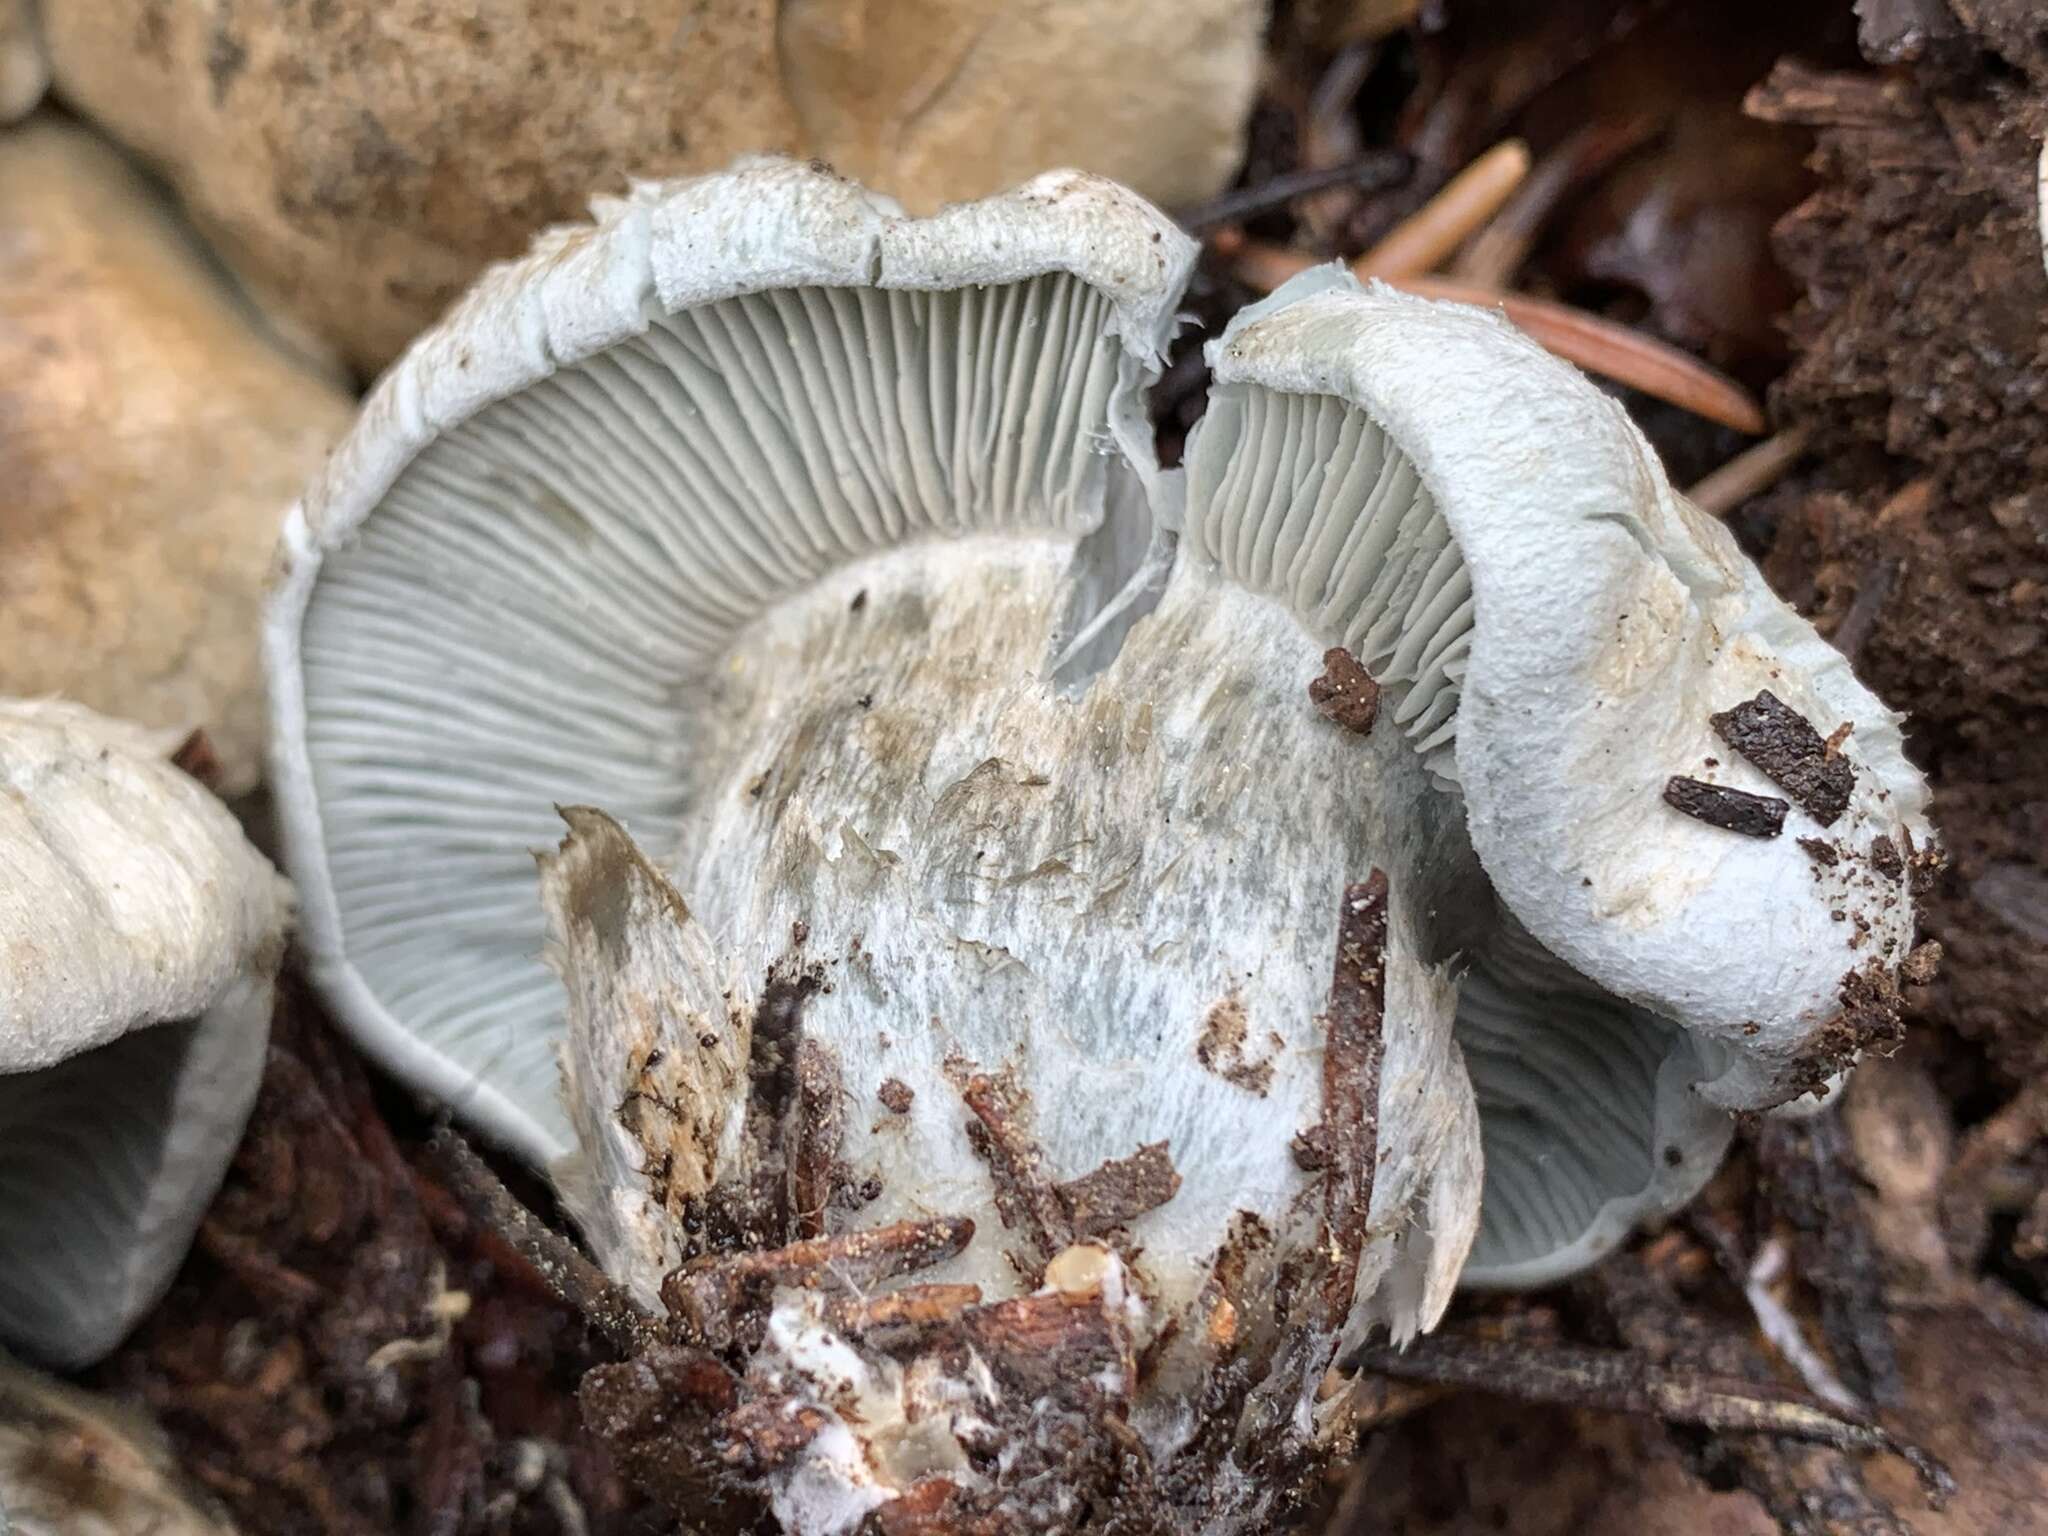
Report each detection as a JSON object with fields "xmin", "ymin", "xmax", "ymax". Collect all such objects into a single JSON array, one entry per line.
[{"xmin": 491, "ymin": 864, "xmax": 1401, "ymax": 1535}]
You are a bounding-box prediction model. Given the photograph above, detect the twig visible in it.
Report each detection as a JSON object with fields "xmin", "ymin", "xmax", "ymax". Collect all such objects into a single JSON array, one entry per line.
[
  {"xmin": 961, "ymin": 1073, "xmax": 1074, "ymax": 1259},
  {"xmin": 1341, "ymin": 1334, "xmax": 1952, "ymax": 1504},
  {"xmin": 427, "ymin": 1126, "xmax": 659, "ymax": 1356},
  {"xmin": 1596, "ymin": 1255, "xmax": 1948, "ymax": 1531},
  {"xmin": 1177, "ymin": 151, "xmax": 1412, "ymax": 232},
  {"xmin": 1353, "ymin": 140, "xmax": 1532, "ymax": 280},
  {"xmin": 1318, "ymin": 873, "xmax": 1389, "ymax": 1315},
  {"xmin": 660, "ymin": 1217, "xmax": 976, "ymax": 1347},
  {"xmin": 1688, "ymin": 427, "xmax": 1814, "ymax": 516}
]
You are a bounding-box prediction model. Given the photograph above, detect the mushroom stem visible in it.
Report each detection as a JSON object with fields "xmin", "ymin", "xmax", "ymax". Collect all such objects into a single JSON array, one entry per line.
[{"xmin": 668, "ymin": 539, "xmax": 1473, "ymax": 1337}]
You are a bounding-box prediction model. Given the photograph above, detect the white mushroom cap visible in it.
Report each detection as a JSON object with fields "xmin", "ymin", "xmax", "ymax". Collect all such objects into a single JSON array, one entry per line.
[
  {"xmin": 1193, "ymin": 268, "xmax": 1931, "ymax": 1282},
  {"xmin": 268, "ymin": 160, "xmax": 1190, "ymax": 1165},
  {"xmin": 0, "ymin": 699, "xmax": 291, "ymax": 1367},
  {"xmin": 268, "ymin": 163, "xmax": 1930, "ymax": 1347}
]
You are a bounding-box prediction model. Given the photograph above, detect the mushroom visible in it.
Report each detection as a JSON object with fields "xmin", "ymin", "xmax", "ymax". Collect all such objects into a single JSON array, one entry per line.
[
  {"xmin": 1, "ymin": 1352, "xmax": 238, "ymax": 1536},
  {"xmin": 0, "ymin": 116, "xmax": 354, "ymax": 795},
  {"xmin": 43, "ymin": 0, "xmax": 1261, "ymax": 374},
  {"xmin": 265, "ymin": 162, "xmax": 1931, "ymax": 1526},
  {"xmin": 0, "ymin": 699, "xmax": 292, "ymax": 1369}
]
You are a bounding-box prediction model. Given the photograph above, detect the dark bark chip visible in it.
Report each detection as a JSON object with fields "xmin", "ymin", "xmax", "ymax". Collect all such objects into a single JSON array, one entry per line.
[
  {"xmin": 1709, "ymin": 691, "xmax": 1854, "ymax": 826},
  {"xmin": 1664, "ymin": 776, "xmax": 1789, "ymax": 837}
]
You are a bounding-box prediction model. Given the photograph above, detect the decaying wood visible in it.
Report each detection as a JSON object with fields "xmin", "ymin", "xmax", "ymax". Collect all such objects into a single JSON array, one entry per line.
[
  {"xmin": 660, "ymin": 1216, "xmax": 976, "ymax": 1348},
  {"xmin": 1593, "ymin": 1253, "xmax": 1951, "ymax": 1534}
]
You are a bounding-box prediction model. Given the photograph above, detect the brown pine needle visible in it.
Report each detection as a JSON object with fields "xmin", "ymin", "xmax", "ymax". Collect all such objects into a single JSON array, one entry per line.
[
  {"xmin": 1353, "ymin": 139, "xmax": 1532, "ymax": 281},
  {"xmin": 1688, "ymin": 426, "xmax": 1814, "ymax": 514},
  {"xmin": 1220, "ymin": 239, "xmax": 1767, "ymax": 435},
  {"xmin": 1392, "ymin": 277, "xmax": 1767, "ymax": 434},
  {"xmin": 1451, "ymin": 118, "xmax": 1660, "ymax": 288}
]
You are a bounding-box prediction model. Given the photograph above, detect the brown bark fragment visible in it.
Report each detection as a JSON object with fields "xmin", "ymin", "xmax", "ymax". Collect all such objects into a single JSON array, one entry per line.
[
  {"xmin": 1710, "ymin": 690, "xmax": 1856, "ymax": 825},
  {"xmin": 1308, "ymin": 646, "xmax": 1382, "ymax": 734},
  {"xmin": 1664, "ymin": 775, "xmax": 1790, "ymax": 837},
  {"xmin": 958, "ymin": 1072, "xmax": 1074, "ymax": 1260},
  {"xmin": 1056, "ymin": 1142, "xmax": 1183, "ymax": 1238},
  {"xmin": 1317, "ymin": 872, "xmax": 1389, "ymax": 1315},
  {"xmin": 659, "ymin": 1218, "xmax": 975, "ymax": 1348},
  {"xmin": 819, "ymin": 1284, "xmax": 983, "ymax": 1337},
  {"xmin": 790, "ymin": 1039, "xmax": 845, "ymax": 1239},
  {"xmin": 714, "ymin": 1400, "xmax": 834, "ymax": 1476}
]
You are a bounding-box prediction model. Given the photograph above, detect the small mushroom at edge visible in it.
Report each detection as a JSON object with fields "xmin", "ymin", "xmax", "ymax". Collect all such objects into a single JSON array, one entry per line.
[
  {"xmin": 0, "ymin": 699, "xmax": 292, "ymax": 1369},
  {"xmin": 0, "ymin": 1352, "xmax": 239, "ymax": 1535}
]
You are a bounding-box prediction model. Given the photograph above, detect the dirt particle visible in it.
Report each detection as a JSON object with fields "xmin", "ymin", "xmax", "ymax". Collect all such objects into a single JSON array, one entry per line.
[
  {"xmin": 1308, "ymin": 647, "xmax": 1382, "ymax": 735},
  {"xmin": 1196, "ymin": 994, "xmax": 1276, "ymax": 1096},
  {"xmin": 1799, "ymin": 836, "xmax": 1840, "ymax": 866},
  {"xmin": 1901, "ymin": 940, "xmax": 1943, "ymax": 986},
  {"xmin": 1870, "ymin": 834, "xmax": 1906, "ymax": 881},
  {"xmin": 878, "ymin": 1078, "xmax": 914, "ymax": 1114}
]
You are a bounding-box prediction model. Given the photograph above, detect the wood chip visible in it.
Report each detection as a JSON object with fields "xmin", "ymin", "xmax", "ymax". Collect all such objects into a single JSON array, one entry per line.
[
  {"xmin": 1664, "ymin": 776, "xmax": 1789, "ymax": 838},
  {"xmin": 1056, "ymin": 1142, "xmax": 1182, "ymax": 1237},
  {"xmin": 1308, "ymin": 646, "xmax": 1382, "ymax": 734},
  {"xmin": 1710, "ymin": 690, "xmax": 1855, "ymax": 826},
  {"xmin": 660, "ymin": 1218, "xmax": 974, "ymax": 1347}
]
